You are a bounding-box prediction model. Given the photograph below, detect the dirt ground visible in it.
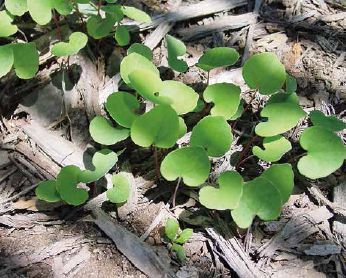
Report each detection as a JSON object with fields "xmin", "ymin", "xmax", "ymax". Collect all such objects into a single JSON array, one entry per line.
[{"xmin": 0, "ymin": 0, "xmax": 345, "ymax": 277}]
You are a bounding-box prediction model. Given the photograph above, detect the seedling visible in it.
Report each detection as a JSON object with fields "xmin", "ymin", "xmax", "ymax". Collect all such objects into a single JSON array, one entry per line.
[{"xmin": 164, "ymin": 218, "xmax": 193, "ymax": 262}]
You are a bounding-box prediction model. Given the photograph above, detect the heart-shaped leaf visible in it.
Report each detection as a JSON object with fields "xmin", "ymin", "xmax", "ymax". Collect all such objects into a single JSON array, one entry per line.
[
  {"xmin": 242, "ymin": 52, "xmax": 286, "ymax": 95},
  {"xmin": 79, "ymin": 149, "xmax": 118, "ymax": 183},
  {"xmin": 106, "ymin": 92, "xmax": 140, "ymax": 128},
  {"xmin": 52, "ymin": 32, "xmax": 88, "ymax": 57},
  {"xmin": 87, "ymin": 13, "xmax": 116, "ymax": 39},
  {"xmin": 128, "ymin": 69, "xmax": 170, "ymax": 105},
  {"xmin": 197, "ymin": 47, "xmax": 239, "ymax": 71},
  {"xmin": 56, "ymin": 165, "xmax": 89, "ymax": 206},
  {"xmin": 115, "ymin": 25, "xmax": 130, "ymax": 46},
  {"xmin": 190, "ymin": 116, "xmax": 232, "ymax": 157},
  {"xmin": 89, "ymin": 116, "xmax": 130, "ymax": 145},
  {"xmin": 310, "ymin": 110, "xmax": 346, "ymax": 132},
  {"xmin": 231, "ymin": 163, "xmax": 294, "ymax": 228},
  {"xmin": 252, "ymin": 135, "xmax": 292, "ymax": 162},
  {"xmin": 165, "ymin": 218, "xmax": 179, "ymax": 241},
  {"xmin": 255, "ymin": 93, "xmax": 306, "ymax": 137},
  {"xmin": 203, "ymin": 83, "xmax": 241, "ymax": 120},
  {"xmin": 120, "ymin": 52, "xmax": 159, "ymax": 85},
  {"xmin": 0, "ymin": 11, "xmax": 17, "ymax": 37},
  {"xmin": 131, "ymin": 105, "xmax": 179, "ymax": 148},
  {"xmin": 11, "ymin": 42, "xmax": 39, "ymax": 79},
  {"xmin": 5, "ymin": 0, "xmax": 28, "ymax": 16},
  {"xmin": 121, "ymin": 6, "xmax": 151, "ymax": 23},
  {"xmin": 106, "ymin": 172, "xmax": 130, "ymax": 204},
  {"xmin": 127, "ymin": 43, "xmax": 152, "ymax": 60},
  {"xmin": 35, "ymin": 180, "xmax": 62, "ymax": 203},
  {"xmin": 166, "ymin": 35, "xmax": 188, "ymax": 73},
  {"xmin": 158, "ymin": 80, "xmax": 199, "ymax": 115},
  {"xmin": 199, "ymin": 171, "xmax": 243, "ymax": 210},
  {"xmin": 298, "ymin": 126, "xmax": 346, "ymax": 179},
  {"xmin": 0, "ymin": 44, "xmax": 14, "ymax": 78},
  {"xmin": 160, "ymin": 146, "xmax": 210, "ymax": 187}
]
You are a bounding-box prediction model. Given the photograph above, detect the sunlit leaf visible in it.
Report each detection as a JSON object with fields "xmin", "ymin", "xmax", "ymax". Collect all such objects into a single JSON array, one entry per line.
[
  {"xmin": 252, "ymin": 135, "xmax": 292, "ymax": 162},
  {"xmin": 35, "ymin": 180, "xmax": 62, "ymax": 203},
  {"xmin": 51, "ymin": 32, "xmax": 88, "ymax": 57},
  {"xmin": 127, "ymin": 43, "xmax": 152, "ymax": 60},
  {"xmin": 5, "ymin": 0, "xmax": 28, "ymax": 16},
  {"xmin": 0, "ymin": 44, "xmax": 14, "ymax": 78},
  {"xmin": 106, "ymin": 172, "xmax": 130, "ymax": 204},
  {"xmin": 165, "ymin": 218, "xmax": 179, "ymax": 241},
  {"xmin": 0, "ymin": 11, "xmax": 17, "ymax": 37},
  {"xmin": 175, "ymin": 228, "xmax": 193, "ymax": 244},
  {"xmin": 160, "ymin": 146, "xmax": 210, "ymax": 187},
  {"xmin": 166, "ymin": 35, "xmax": 188, "ymax": 73},
  {"xmin": 121, "ymin": 6, "xmax": 151, "ymax": 23},
  {"xmin": 197, "ymin": 47, "xmax": 239, "ymax": 71},
  {"xmin": 310, "ymin": 110, "xmax": 346, "ymax": 132}
]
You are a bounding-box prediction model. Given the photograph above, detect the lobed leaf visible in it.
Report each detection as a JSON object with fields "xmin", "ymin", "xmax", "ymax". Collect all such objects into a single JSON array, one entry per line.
[
  {"xmin": 203, "ymin": 83, "xmax": 241, "ymax": 120},
  {"xmin": 160, "ymin": 146, "xmax": 210, "ymax": 187},
  {"xmin": 175, "ymin": 228, "xmax": 193, "ymax": 244},
  {"xmin": 197, "ymin": 47, "xmax": 239, "ymax": 71},
  {"xmin": 106, "ymin": 172, "xmax": 130, "ymax": 204},
  {"xmin": 199, "ymin": 171, "xmax": 243, "ymax": 210},
  {"xmin": 242, "ymin": 52, "xmax": 286, "ymax": 95},
  {"xmin": 87, "ymin": 13, "xmax": 116, "ymax": 39},
  {"xmin": 166, "ymin": 35, "xmax": 188, "ymax": 73},
  {"xmin": 51, "ymin": 32, "xmax": 88, "ymax": 57},
  {"xmin": 310, "ymin": 110, "xmax": 346, "ymax": 132},
  {"xmin": 127, "ymin": 43, "xmax": 152, "ymax": 60},
  {"xmin": 35, "ymin": 180, "xmax": 62, "ymax": 203},
  {"xmin": 190, "ymin": 116, "xmax": 232, "ymax": 157},
  {"xmin": 252, "ymin": 135, "xmax": 292, "ymax": 162}
]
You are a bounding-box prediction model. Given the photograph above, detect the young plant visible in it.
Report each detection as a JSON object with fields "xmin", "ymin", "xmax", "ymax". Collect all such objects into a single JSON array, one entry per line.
[{"xmin": 164, "ymin": 218, "xmax": 193, "ymax": 262}]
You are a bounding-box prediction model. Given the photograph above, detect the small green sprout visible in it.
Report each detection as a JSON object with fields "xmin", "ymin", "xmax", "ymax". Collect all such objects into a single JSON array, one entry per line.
[
  {"xmin": 164, "ymin": 218, "xmax": 193, "ymax": 262},
  {"xmin": 106, "ymin": 172, "xmax": 130, "ymax": 204}
]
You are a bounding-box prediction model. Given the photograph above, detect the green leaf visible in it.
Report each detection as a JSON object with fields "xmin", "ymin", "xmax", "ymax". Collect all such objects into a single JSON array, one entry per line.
[
  {"xmin": 252, "ymin": 135, "xmax": 292, "ymax": 162},
  {"xmin": 166, "ymin": 35, "xmax": 188, "ymax": 73},
  {"xmin": 35, "ymin": 180, "xmax": 62, "ymax": 202},
  {"xmin": 121, "ymin": 6, "xmax": 151, "ymax": 23},
  {"xmin": 242, "ymin": 52, "xmax": 286, "ymax": 95},
  {"xmin": 310, "ymin": 110, "xmax": 346, "ymax": 132},
  {"xmin": 203, "ymin": 83, "xmax": 241, "ymax": 120},
  {"xmin": 115, "ymin": 25, "xmax": 130, "ymax": 46},
  {"xmin": 285, "ymin": 74, "xmax": 297, "ymax": 93},
  {"xmin": 199, "ymin": 171, "xmax": 243, "ymax": 210},
  {"xmin": 106, "ymin": 172, "xmax": 130, "ymax": 204},
  {"xmin": 297, "ymin": 126, "xmax": 346, "ymax": 179},
  {"xmin": 172, "ymin": 243, "xmax": 186, "ymax": 262},
  {"xmin": 11, "ymin": 42, "xmax": 39, "ymax": 79},
  {"xmin": 56, "ymin": 165, "xmax": 89, "ymax": 206},
  {"xmin": 27, "ymin": 0, "xmax": 53, "ymax": 25},
  {"xmin": 51, "ymin": 32, "xmax": 88, "ymax": 57},
  {"xmin": 165, "ymin": 218, "xmax": 179, "ymax": 241},
  {"xmin": 190, "ymin": 116, "xmax": 232, "ymax": 157},
  {"xmin": 197, "ymin": 47, "xmax": 239, "ymax": 71},
  {"xmin": 5, "ymin": 0, "xmax": 28, "ymax": 16},
  {"xmin": 128, "ymin": 70, "xmax": 170, "ymax": 105},
  {"xmin": 120, "ymin": 52, "xmax": 159, "ymax": 85},
  {"xmin": 158, "ymin": 80, "xmax": 199, "ymax": 115},
  {"xmin": 160, "ymin": 146, "xmax": 210, "ymax": 187},
  {"xmin": 0, "ymin": 11, "xmax": 17, "ymax": 37},
  {"xmin": 178, "ymin": 117, "xmax": 187, "ymax": 138},
  {"xmin": 0, "ymin": 44, "xmax": 14, "ymax": 78},
  {"xmin": 79, "ymin": 149, "xmax": 118, "ymax": 183},
  {"xmin": 54, "ymin": 0, "xmax": 73, "ymax": 15},
  {"xmin": 89, "ymin": 116, "xmax": 130, "ymax": 145},
  {"xmin": 102, "ymin": 4, "xmax": 124, "ymax": 21},
  {"xmin": 175, "ymin": 228, "xmax": 193, "ymax": 244},
  {"xmin": 87, "ymin": 14, "xmax": 116, "ymax": 39},
  {"xmin": 229, "ymin": 101, "xmax": 244, "ymax": 120},
  {"xmin": 130, "ymin": 105, "xmax": 179, "ymax": 148},
  {"xmin": 255, "ymin": 93, "xmax": 306, "ymax": 137},
  {"xmin": 127, "ymin": 43, "xmax": 152, "ymax": 60},
  {"xmin": 106, "ymin": 92, "xmax": 140, "ymax": 128}
]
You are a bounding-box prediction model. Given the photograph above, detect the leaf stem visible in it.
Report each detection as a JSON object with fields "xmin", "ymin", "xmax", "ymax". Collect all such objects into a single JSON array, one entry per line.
[
  {"xmin": 235, "ymin": 135, "xmax": 258, "ymax": 170},
  {"xmin": 154, "ymin": 146, "xmax": 161, "ymax": 180},
  {"xmin": 172, "ymin": 177, "xmax": 182, "ymax": 208}
]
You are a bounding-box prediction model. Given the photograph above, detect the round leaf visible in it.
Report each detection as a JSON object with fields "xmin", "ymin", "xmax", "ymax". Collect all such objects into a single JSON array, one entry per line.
[
  {"xmin": 89, "ymin": 116, "xmax": 129, "ymax": 145},
  {"xmin": 0, "ymin": 44, "xmax": 14, "ymax": 78},
  {"xmin": 252, "ymin": 135, "xmax": 292, "ymax": 162},
  {"xmin": 51, "ymin": 32, "xmax": 88, "ymax": 57},
  {"xmin": 310, "ymin": 110, "xmax": 346, "ymax": 132},
  {"xmin": 5, "ymin": 0, "xmax": 28, "ymax": 16},
  {"xmin": 190, "ymin": 116, "xmax": 232, "ymax": 157},
  {"xmin": 35, "ymin": 180, "xmax": 61, "ymax": 203},
  {"xmin": 158, "ymin": 80, "xmax": 199, "ymax": 115},
  {"xmin": 79, "ymin": 149, "xmax": 118, "ymax": 183},
  {"xmin": 199, "ymin": 171, "xmax": 243, "ymax": 210},
  {"xmin": 166, "ymin": 34, "xmax": 188, "ymax": 73},
  {"xmin": 11, "ymin": 42, "xmax": 39, "ymax": 79},
  {"xmin": 298, "ymin": 126, "xmax": 346, "ymax": 179},
  {"xmin": 115, "ymin": 25, "xmax": 130, "ymax": 46},
  {"xmin": 0, "ymin": 11, "xmax": 17, "ymax": 37},
  {"xmin": 86, "ymin": 14, "xmax": 116, "ymax": 39},
  {"xmin": 242, "ymin": 52, "xmax": 286, "ymax": 95},
  {"xmin": 160, "ymin": 146, "xmax": 211, "ymax": 187},
  {"xmin": 178, "ymin": 117, "xmax": 187, "ymax": 138},
  {"xmin": 203, "ymin": 83, "xmax": 241, "ymax": 120},
  {"xmin": 197, "ymin": 47, "xmax": 239, "ymax": 71},
  {"xmin": 120, "ymin": 52, "xmax": 159, "ymax": 85},
  {"xmin": 106, "ymin": 92, "xmax": 140, "ymax": 128},
  {"xmin": 121, "ymin": 6, "xmax": 151, "ymax": 23},
  {"xmin": 56, "ymin": 165, "xmax": 89, "ymax": 206},
  {"xmin": 127, "ymin": 43, "xmax": 153, "ymax": 60},
  {"xmin": 165, "ymin": 218, "xmax": 179, "ymax": 241},
  {"xmin": 131, "ymin": 105, "xmax": 179, "ymax": 148},
  {"xmin": 106, "ymin": 173, "xmax": 130, "ymax": 204}
]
